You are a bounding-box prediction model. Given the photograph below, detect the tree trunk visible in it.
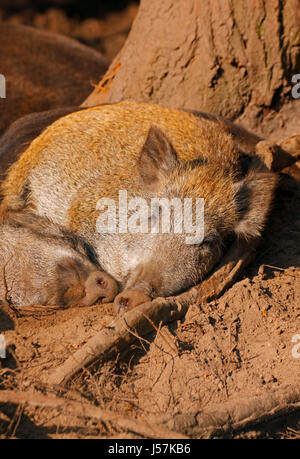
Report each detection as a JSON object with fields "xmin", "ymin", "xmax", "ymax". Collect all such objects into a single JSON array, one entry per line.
[{"xmin": 83, "ymin": 0, "xmax": 299, "ymax": 133}]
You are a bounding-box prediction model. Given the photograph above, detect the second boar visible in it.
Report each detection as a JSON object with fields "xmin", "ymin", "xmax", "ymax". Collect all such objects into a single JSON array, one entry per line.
[{"xmin": 0, "ymin": 212, "xmax": 118, "ymax": 307}]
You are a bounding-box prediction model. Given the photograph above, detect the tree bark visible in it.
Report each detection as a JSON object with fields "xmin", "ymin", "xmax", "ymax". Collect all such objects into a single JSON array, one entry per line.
[{"xmin": 83, "ymin": 0, "xmax": 300, "ymax": 130}]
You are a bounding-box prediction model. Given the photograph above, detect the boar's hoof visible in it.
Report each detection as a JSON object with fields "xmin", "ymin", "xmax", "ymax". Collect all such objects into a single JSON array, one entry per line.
[{"xmin": 113, "ymin": 289, "xmax": 151, "ymax": 314}]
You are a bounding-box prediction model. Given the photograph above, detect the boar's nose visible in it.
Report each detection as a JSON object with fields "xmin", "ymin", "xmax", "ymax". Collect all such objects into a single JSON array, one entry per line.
[
  {"xmin": 82, "ymin": 271, "xmax": 119, "ymax": 306},
  {"xmin": 113, "ymin": 289, "xmax": 151, "ymax": 315}
]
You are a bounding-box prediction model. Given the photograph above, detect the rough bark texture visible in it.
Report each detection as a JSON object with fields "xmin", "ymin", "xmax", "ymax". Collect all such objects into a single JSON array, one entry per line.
[{"xmin": 83, "ymin": 0, "xmax": 300, "ymax": 130}]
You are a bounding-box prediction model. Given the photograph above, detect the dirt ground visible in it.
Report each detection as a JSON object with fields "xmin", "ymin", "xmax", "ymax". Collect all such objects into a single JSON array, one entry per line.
[{"xmin": 0, "ymin": 164, "xmax": 299, "ymax": 438}]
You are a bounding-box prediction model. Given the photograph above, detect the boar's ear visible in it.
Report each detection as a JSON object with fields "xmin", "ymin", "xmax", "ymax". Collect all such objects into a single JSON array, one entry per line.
[
  {"xmin": 233, "ymin": 170, "xmax": 278, "ymax": 240},
  {"xmin": 138, "ymin": 126, "xmax": 180, "ymax": 188},
  {"xmin": 5, "ymin": 210, "xmax": 61, "ymax": 239},
  {"xmin": 62, "ymin": 284, "xmax": 86, "ymax": 307},
  {"xmin": 56, "ymin": 257, "xmax": 82, "ymax": 285},
  {"xmin": 56, "ymin": 257, "xmax": 86, "ymax": 307},
  {"xmin": 5, "ymin": 210, "xmax": 48, "ymax": 231}
]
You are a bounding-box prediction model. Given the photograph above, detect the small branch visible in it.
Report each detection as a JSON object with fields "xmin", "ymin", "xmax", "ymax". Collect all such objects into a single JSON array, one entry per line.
[
  {"xmin": 46, "ymin": 296, "xmax": 189, "ymax": 386},
  {"xmin": 255, "ymin": 140, "xmax": 298, "ymax": 172},
  {"xmin": 1, "ymin": 255, "xmax": 13, "ymax": 304}
]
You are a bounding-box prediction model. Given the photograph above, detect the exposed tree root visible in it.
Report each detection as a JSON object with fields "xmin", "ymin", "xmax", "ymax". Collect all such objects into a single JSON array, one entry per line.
[
  {"xmin": 194, "ymin": 385, "xmax": 300, "ymax": 437},
  {"xmin": 0, "ymin": 390, "xmax": 189, "ymax": 439},
  {"xmin": 1, "ymin": 385, "xmax": 299, "ymax": 439}
]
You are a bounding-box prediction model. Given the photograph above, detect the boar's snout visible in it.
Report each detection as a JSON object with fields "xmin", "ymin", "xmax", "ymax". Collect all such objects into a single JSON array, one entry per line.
[
  {"xmin": 62, "ymin": 270, "xmax": 119, "ymax": 307},
  {"xmin": 81, "ymin": 270, "xmax": 119, "ymax": 306}
]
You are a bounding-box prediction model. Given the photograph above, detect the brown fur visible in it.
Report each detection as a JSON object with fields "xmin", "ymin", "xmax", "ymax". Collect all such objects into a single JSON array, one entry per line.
[
  {"xmin": 0, "ymin": 107, "xmax": 83, "ymax": 181},
  {"xmin": 0, "ymin": 212, "xmax": 118, "ymax": 307},
  {"xmin": 0, "ymin": 101, "xmax": 278, "ymax": 312}
]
